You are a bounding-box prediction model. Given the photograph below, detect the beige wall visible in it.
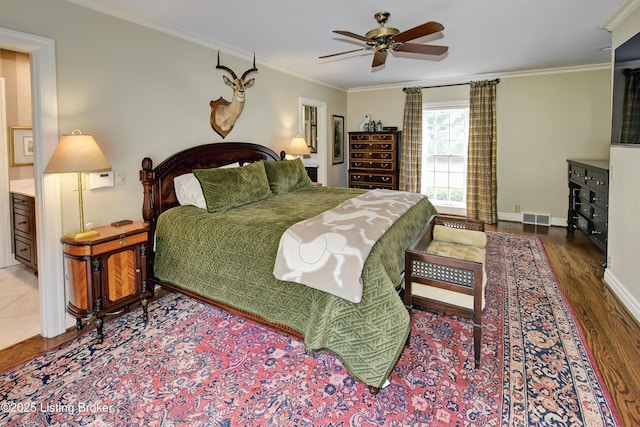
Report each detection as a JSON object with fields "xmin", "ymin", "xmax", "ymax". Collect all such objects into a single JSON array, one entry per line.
[
  {"xmin": 348, "ymin": 68, "xmax": 611, "ymax": 223},
  {"xmin": 605, "ymin": 3, "xmax": 640, "ymax": 323},
  {"xmin": 0, "ymin": 0, "xmax": 347, "ymax": 233},
  {"xmin": 1, "ymin": 49, "xmax": 33, "ymax": 180}
]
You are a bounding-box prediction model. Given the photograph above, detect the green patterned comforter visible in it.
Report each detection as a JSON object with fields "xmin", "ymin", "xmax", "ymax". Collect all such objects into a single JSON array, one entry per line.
[{"xmin": 153, "ymin": 186, "xmax": 437, "ymax": 388}]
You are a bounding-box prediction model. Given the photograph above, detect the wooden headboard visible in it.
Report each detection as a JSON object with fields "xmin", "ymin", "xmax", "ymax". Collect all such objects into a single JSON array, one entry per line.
[{"xmin": 140, "ymin": 142, "xmax": 284, "ymax": 230}]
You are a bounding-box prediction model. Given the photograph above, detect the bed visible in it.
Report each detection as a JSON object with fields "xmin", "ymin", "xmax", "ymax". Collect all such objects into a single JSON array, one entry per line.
[{"xmin": 139, "ymin": 142, "xmax": 437, "ymax": 392}]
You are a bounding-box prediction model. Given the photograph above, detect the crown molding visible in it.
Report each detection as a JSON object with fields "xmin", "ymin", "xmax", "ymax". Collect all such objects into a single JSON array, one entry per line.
[
  {"xmin": 602, "ymin": 0, "xmax": 640, "ymax": 31},
  {"xmin": 347, "ymin": 63, "xmax": 611, "ymax": 93}
]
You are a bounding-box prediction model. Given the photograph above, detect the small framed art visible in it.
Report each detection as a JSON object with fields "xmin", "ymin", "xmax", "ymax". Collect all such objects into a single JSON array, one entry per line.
[
  {"xmin": 9, "ymin": 126, "xmax": 34, "ymax": 166},
  {"xmin": 332, "ymin": 115, "xmax": 344, "ymax": 165}
]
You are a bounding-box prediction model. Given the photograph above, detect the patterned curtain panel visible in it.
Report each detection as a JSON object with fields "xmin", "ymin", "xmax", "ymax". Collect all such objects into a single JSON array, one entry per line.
[
  {"xmin": 467, "ymin": 79, "xmax": 499, "ymax": 224},
  {"xmin": 621, "ymin": 69, "xmax": 640, "ymax": 144},
  {"xmin": 399, "ymin": 87, "xmax": 423, "ymax": 192}
]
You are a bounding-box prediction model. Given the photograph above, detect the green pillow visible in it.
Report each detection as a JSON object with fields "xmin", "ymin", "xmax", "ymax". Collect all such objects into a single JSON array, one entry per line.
[
  {"xmin": 263, "ymin": 158, "xmax": 313, "ymax": 194},
  {"xmin": 193, "ymin": 161, "xmax": 272, "ymax": 212}
]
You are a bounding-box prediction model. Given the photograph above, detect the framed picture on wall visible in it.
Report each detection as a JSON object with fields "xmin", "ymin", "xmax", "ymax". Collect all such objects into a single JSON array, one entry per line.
[
  {"xmin": 9, "ymin": 126, "xmax": 33, "ymax": 166},
  {"xmin": 332, "ymin": 115, "xmax": 344, "ymax": 165}
]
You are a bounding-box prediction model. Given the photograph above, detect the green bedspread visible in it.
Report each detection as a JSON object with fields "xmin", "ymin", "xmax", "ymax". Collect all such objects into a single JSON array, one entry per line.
[{"xmin": 153, "ymin": 186, "xmax": 437, "ymax": 388}]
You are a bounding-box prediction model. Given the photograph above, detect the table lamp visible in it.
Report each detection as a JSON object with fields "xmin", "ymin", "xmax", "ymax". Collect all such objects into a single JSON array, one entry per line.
[
  {"xmin": 44, "ymin": 130, "xmax": 111, "ymax": 240},
  {"xmin": 289, "ymin": 135, "xmax": 310, "ymax": 159}
]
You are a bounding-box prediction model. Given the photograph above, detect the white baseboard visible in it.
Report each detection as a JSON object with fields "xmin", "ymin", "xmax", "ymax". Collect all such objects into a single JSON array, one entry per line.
[{"xmin": 604, "ymin": 269, "xmax": 640, "ymax": 325}]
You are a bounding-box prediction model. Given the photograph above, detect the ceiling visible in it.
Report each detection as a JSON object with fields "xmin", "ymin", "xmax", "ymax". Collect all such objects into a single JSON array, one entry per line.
[{"xmin": 69, "ymin": 0, "xmax": 625, "ymax": 90}]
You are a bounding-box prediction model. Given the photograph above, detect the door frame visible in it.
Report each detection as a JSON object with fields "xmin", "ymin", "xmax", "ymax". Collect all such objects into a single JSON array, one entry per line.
[
  {"xmin": 0, "ymin": 26, "xmax": 67, "ymax": 337},
  {"xmin": 298, "ymin": 97, "xmax": 328, "ymax": 185},
  {"xmin": 0, "ymin": 77, "xmax": 15, "ymax": 268}
]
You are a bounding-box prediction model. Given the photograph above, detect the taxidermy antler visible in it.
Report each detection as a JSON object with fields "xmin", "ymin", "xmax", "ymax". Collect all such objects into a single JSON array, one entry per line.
[{"xmin": 209, "ymin": 52, "xmax": 258, "ymax": 138}]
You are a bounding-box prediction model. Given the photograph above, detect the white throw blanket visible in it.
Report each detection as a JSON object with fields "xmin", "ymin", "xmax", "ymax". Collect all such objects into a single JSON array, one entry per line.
[{"xmin": 273, "ymin": 189, "xmax": 426, "ymax": 303}]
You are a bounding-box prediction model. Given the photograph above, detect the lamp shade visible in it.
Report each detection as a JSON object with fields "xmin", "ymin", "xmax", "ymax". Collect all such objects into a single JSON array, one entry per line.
[
  {"xmin": 44, "ymin": 130, "xmax": 111, "ymax": 174},
  {"xmin": 289, "ymin": 136, "xmax": 310, "ymax": 156}
]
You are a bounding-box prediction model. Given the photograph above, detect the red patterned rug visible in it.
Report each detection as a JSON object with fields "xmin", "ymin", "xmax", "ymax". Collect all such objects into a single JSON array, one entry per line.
[{"xmin": 0, "ymin": 232, "xmax": 622, "ymax": 426}]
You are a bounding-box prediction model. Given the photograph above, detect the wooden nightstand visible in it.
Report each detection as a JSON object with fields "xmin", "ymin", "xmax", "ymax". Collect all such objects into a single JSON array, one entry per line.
[{"xmin": 61, "ymin": 221, "xmax": 151, "ymax": 343}]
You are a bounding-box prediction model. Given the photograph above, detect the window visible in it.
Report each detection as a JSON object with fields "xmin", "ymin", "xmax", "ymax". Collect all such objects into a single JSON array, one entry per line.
[{"xmin": 421, "ymin": 102, "xmax": 469, "ymax": 213}]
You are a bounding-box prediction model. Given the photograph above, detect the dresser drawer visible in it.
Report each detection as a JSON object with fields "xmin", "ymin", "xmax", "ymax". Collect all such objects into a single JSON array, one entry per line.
[
  {"xmin": 568, "ymin": 164, "xmax": 586, "ymax": 185},
  {"xmin": 584, "ymin": 169, "xmax": 608, "ymax": 193},
  {"xmin": 11, "ymin": 193, "xmax": 33, "ymax": 213},
  {"xmin": 350, "ymin": 141, "xmax": 395, "ymax": 152},
  {"xmin": 349, "ymin": 159, "xmax": 395, "ymax": 171},
  {"xmin": 349, "ymin": 172, "xmax": 396, "ymax": 187},
  {"xmin": 13, "ymin": 211, "xmax": 33, "ymax": 237},
  {"xmin": 577, "ymin": 187, "xmax": 607, "ymax": 211},
  {"xmin": 350, "ymin": 182, "xmax": 395, "ymax": 190},
  {"xmin": 591, "ymin": 205, "xmax": 607, "ymax": 229},
  {"xmin": 63, "ymin": 231, "xmax": 149, "ymax": 257},
  {"xmin": 14, "ymin": 236, "xmax": 34, "ymax": 265},
  {"xmin": 590, "ymin": 224, "xmax": 607, "ymax": 250},
  {"xmin": 371, "ymin": 133, "xmax": 396, "ymax": 142},
  {"xmin": 575, "ymin": 213, "xmax": 590, "ymax": 234},
  {"xmin": 349, "ymin": 133, "xmax": 371, "ymax": 142},
  {"xmin": 350, "ymin": 151, "xmax": 394, "ymax": 161}
]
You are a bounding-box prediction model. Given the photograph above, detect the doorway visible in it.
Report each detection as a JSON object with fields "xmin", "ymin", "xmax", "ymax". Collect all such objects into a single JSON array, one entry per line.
[
  {"xmin": 299, "ymin": 97, "xmax": 328, "ymax": 185},
  {"xmin": 0, "ymin": 26, "xmax": 66, "ymax": 338}
]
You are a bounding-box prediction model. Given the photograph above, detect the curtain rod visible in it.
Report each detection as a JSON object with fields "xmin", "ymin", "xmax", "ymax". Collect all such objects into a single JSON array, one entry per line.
[{"xmin": 403, "ymin": 79, "xmax": 500, "ymax": 92}]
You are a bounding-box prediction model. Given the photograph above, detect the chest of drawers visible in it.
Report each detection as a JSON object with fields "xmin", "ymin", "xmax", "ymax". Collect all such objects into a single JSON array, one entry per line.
[
  {"xmin": 348, "ymin": 131, "xmax": 399, "ymax": 190},
  {"xmin": 11, "ymin": 192, "xmax": 37, "ymax": 272},
  {"xmin": 567, "ymin": 159, "xmax": 609, "ymax": 255}
]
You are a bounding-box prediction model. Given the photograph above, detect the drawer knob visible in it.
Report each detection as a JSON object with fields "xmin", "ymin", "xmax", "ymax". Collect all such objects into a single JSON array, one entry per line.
[
  {"xmin": 119, "ymin": 239, "xmax": 126, "ymax": 246},
  {"xmin": 381, "ymin": 177, "xmax": 390, "ymax": 182}
]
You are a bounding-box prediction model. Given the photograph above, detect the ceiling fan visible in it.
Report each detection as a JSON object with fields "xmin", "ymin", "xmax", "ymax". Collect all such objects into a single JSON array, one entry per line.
[{"xmin": 319, "ymin": 11, "xmax": 448, "ymax": 68}]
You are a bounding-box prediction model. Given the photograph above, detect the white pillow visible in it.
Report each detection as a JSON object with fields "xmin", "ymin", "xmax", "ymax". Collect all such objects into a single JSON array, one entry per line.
[
  {"xmin": 174, "ymin": 173, "xmax": 206, "ymax": 209},
  {"xmin": 173, "ymin": 163, "xmax": 241, "ymax": 209}
]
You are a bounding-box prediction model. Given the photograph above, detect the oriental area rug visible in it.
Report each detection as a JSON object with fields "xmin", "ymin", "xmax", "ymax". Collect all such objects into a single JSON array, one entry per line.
[{"xmin": 0, "ymin": 232, "xmax": 622, "ymax": 426}]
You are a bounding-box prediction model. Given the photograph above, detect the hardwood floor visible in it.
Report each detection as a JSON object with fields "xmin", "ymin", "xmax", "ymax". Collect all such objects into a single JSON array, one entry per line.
[{"xmin": 1, "ymin": 222, "xmax": 639, "ymax": 426}]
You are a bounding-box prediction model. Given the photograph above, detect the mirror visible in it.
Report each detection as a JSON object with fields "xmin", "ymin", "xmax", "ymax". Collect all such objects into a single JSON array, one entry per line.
[
  {"xmin": 299, "ymin": 97, "xmax": 328, "ymax": 186},
  {"xmin": 303, "ymin": 105, "xmax": 318, "ymax": 153}
]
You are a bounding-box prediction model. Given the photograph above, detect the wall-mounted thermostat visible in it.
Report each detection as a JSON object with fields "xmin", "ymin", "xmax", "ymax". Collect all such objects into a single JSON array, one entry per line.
[{"xmin": 89, "ymin": 170, "xmax": 115, "ymax": 189}]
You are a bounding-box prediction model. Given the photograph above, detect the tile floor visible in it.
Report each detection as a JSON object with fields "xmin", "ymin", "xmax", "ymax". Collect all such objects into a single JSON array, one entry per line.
[{"xmin": 0, "ymin": 264, "xmax": 40, "ymax": 350}]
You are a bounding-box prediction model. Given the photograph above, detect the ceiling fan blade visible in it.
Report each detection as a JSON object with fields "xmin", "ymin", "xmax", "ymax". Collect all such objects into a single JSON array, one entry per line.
[
  {"xmin": 318, "ymin": 48, "xmax": 366, "ymax": 59},
  {"xmin": 392, "ymin": 21, "xmax": 444, "ymax": 43},
  {"xmin": 394, "ymin": 43, "xmax": 448, "ymax": 56},
  {"xmin": 333, "ymin": 30, "xmax": 374, "ymax": 43},
  {"xmin": 372, "ymin": 50, "xmax": 387, "ymax": 67}
]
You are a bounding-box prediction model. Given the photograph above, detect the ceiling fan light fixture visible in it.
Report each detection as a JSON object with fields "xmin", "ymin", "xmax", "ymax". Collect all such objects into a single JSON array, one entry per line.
[
  {"xmin": 319, "ymin": 11, "xmax": 448, "ymax": 68},
  {"xmin": 365, "ymin": 26, "xmax": 400, "ymax": 40}
]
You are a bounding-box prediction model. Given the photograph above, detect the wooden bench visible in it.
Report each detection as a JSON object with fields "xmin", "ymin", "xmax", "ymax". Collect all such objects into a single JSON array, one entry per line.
[{"xmin": 404, "ymin": 215, "xmax": 487, "ymax": 367}]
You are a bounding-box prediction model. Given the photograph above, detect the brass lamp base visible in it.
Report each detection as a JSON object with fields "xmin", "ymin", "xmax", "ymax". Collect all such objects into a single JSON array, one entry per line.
[{"xmin": 64, "ymin": 229, "xmax": 100, "ymax": 241}]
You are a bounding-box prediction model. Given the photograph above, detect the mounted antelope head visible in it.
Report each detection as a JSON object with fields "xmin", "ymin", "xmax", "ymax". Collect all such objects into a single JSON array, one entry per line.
[{"xmin": 209, "ymin": 52, "xmax": 258, "ymax": 138}]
